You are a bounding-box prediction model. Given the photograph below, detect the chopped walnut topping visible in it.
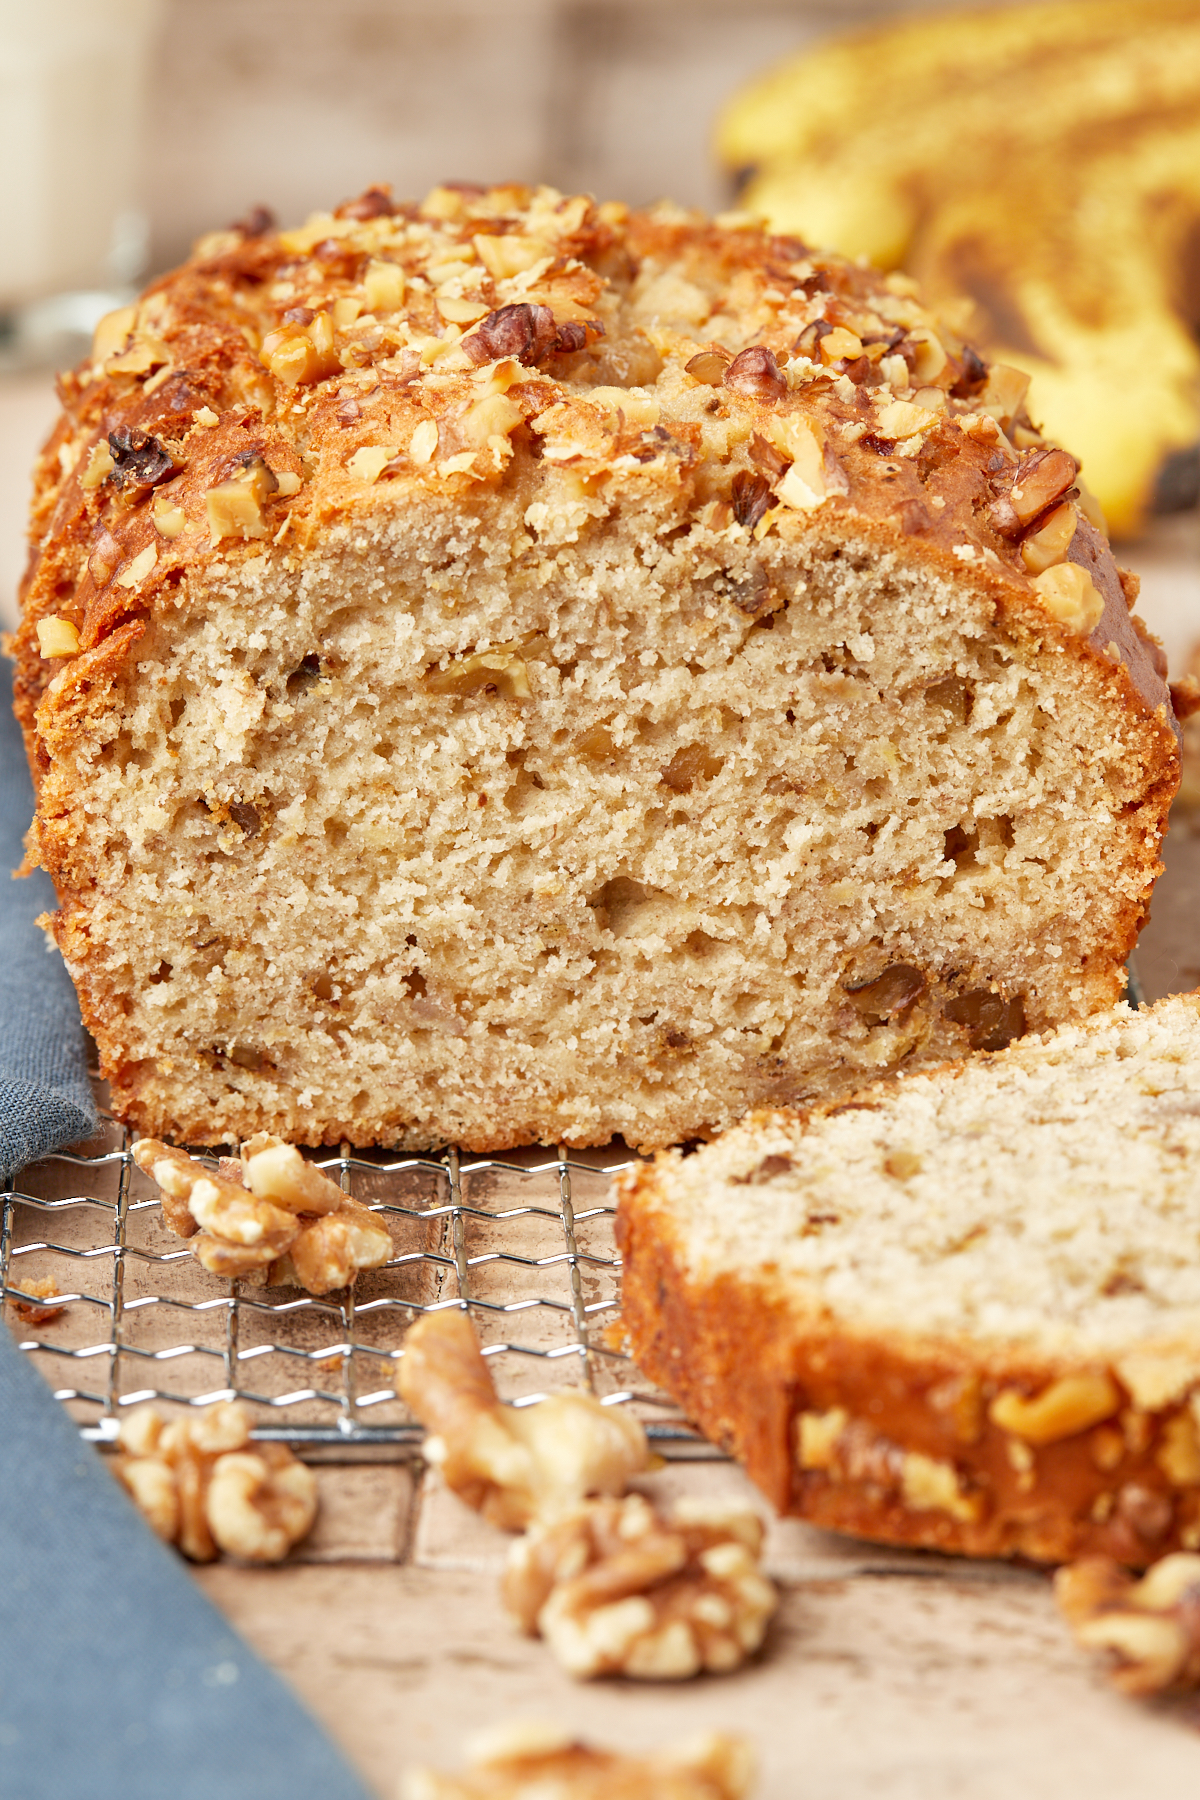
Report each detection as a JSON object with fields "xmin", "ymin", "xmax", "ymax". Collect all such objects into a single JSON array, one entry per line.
[
  {"xmin": 35, "ymin": 616, "xmax": 80, "ymax": 659},
  {"xmin": 463, "ymin": 303, "xmax": 601, "ymax": 368},
  {"xmin": 231, "ymin": 204, "xmax": 276, "ymax": 237},
  {"xmin": 1021, "ymin": 501, "xmax": 1078, "ymax": 574},
  {"xmin": 91, "ymin": 304, "xmax": 136, "ymax": 364},
  {"xmin": 723, "ymin": 346, "xmax": 786, "ymax": 403},
  {"xmin": 260, "ymin": 310, "xmax": 340, "ymax": 386},
  {"xmin": 402, "ymin": 1725, "xmax": 756, "ymax": 1800},
  {"xmin": 1008, "ymin": 448, "xmax": 1079, "ymax": 529},
  {"xmin": 502, "ymin": 1494, "xmax": 777, "ymax": 1680},
  {"xmin": 1031, "ymin": 562, "xmax": 1105, "ymax": 636},
  {"xmin": 1056, "ymin": 1553, "xmax": 1200, "ymax": 1695},
  {"xmin": 113, "ymin": 1400, "xmax": 317, "ymax": 1563},
  {"xmin": 152, "ymin": 493, "xmax": 187, "ymax": 538},
  {"xmin": 730, "ymin": 470, "xmax": 771, "ymax": 529},
  {"xmin": 106, "ymin": 426, "xmax": 175, "ymax": 490},
  {"xmin": 683, "ymin": 348, "xmax": 732, "ymax": 386},
  {"xmin": 396, "ymin": 1309, "xmax": 650, "ymax": 1530},
  {"xmin": 80, "ymin": 442, "xmax": 115, "ymax": 490},
  {"xmin": 337, "ymin": 185, "xmax": 397, "ymax": 223},
  {"xmin": 205, "ymin": 454, "xmax": 281, "ymax": 544}
]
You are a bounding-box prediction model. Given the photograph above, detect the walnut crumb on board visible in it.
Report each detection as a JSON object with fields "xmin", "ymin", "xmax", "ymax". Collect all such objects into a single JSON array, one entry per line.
[{"xmin": 402, "ymin": 1722, "xmax": 756, "ymax": 1799}]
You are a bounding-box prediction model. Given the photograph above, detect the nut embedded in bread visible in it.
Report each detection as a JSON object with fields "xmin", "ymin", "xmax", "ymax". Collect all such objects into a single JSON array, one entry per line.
[
  {"xmin": 11, "ymin": 182, "xmax": 1179, "ymax": 1152},
  {"xmin": 616, "ymin": 993, "xmax": 1200, "ymax": 1567}
]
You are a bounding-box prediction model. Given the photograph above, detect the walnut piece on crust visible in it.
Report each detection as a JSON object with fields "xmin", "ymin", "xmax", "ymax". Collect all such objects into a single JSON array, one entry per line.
[
  {"xmin": 1056, "ymin": 1553, "xmax": 1200, "ymax": 1695},
  {"xmin": 402, "ymin": 1722, "xmax": 756, "ymax": 1800},
  {"xmin": 396, "ymin": 1309, "xmax": 650, "ymax": 1529},
  {"xmin": 133, "ymin": 1135, "xmax": 388, "ymax": 1293},
  {"xmin": 113, "ymin": 1400, "xmax": 316, "ymax": 1563},
  {"xmin": 502, "ymin": 1494, "xmax": 777, "ymax": 1680},
  {"xmin": 7, "ymin": 1276, "xmax": 66, "ymax": 1323}
]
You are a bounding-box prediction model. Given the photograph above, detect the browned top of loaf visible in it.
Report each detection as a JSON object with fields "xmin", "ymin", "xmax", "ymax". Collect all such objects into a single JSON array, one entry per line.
[{"xmin": 9, "ymin": 180, "xmax": 1177, "ymax": 749}]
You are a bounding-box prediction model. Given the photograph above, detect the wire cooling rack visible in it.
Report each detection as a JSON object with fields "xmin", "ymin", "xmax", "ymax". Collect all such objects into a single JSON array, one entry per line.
[{"xmin": 1, "ymin": 1081, "xmax": 705, "ymax": 1455}]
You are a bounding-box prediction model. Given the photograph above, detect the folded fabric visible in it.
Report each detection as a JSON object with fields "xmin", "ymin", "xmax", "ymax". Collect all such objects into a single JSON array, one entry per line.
[
  {"xmin": 2, "ymin": 658, "xmax": 372, "ymax": 1799},
  {"xmin": 1, "ymin": 657, "xmax": 97, "ymax": 1181},
  {"xmin": 0, "ymin": 1325, "xmax": 374, "ymax": 1800}
]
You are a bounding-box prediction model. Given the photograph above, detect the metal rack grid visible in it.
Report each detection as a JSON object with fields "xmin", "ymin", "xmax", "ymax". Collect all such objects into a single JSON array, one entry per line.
[{"xmin": 1, "ymin": 1089, "xmax": 704, "ymax": 1454}]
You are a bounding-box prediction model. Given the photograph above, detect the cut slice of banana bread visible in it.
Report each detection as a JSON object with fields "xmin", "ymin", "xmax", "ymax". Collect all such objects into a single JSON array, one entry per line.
[
  {"xmin": 10, "ymin": 182, "xmax": 1181, "ymax": 1152},
  {"xmin": 616, "ymin": 993, "xmax": 1200, "ymax": 1565}
]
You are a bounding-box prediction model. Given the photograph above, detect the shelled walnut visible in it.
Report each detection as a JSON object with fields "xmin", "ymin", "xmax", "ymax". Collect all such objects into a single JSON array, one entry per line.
[
  {"xmin": 396, "ymin": 1308, "xmax": 651, "ymax": 1529},
  {"xmin": 1056, "ymin": 1553, "xmax": 1200, "ymax": 1695},
  {"xmin": 502, "ymin": 1494, "xmax": 778, "ymax": 1680},
  {"xmin": 402, "ymin": 1722, "xmax": 756, "ymax": 1800},
  {"xmin": 113, "ymin": 1400, "xmax": 317, "ymax": 1563},
  {"xmin": 132, "ymin": 1134, "xmax": 391, "ymax": 1295}
]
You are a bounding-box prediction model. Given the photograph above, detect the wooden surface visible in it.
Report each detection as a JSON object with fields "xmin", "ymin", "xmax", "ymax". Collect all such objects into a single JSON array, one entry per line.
[{"xmin": 196, "ymin": 1463, "xmax": 1200, "ymax": 1798}]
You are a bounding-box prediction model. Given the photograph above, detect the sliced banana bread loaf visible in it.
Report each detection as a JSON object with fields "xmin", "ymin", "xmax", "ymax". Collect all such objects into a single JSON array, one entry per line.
[{"xmin": 9, "ymin": 182, "xmax": 1181, "ymax": 1151}]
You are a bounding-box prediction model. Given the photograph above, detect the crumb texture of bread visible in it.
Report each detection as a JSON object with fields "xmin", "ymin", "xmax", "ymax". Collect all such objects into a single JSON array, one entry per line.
[
  {"xmin": 616, "ymin": 993, "xmax": 1200, "ymax": 1566},
  {"xmin": 10, "ymin": 183, "xmax": 1179, "ymax": 1151}
]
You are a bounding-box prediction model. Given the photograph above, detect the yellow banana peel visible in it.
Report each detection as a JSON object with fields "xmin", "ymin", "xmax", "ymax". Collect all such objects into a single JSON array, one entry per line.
[{"xmin": 718, "ymin": 0, "xmax": 1200, "ymax": 536}]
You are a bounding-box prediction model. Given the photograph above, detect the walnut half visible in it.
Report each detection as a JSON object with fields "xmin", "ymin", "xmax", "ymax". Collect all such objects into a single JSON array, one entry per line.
[
  {"xmin": 133, "ymin": 1135, "xmax": 390, "ymax": 1295},
  {"xmin": 113, "ymin": 1400, "xmax": 317, "ymax": 1563},
  {"xmin": 396, "ymin": 1309, "xmax": 651, "ymax": 1530},
  {"xmin": 402, "ymin": 1723, "xmax": 756, "ymax": 1800},
  {"xmin": 502, "ymin": 1494, "xmax": 778, "ymax": 1680},
  {"xmin": 1056, "ymin": 1553, "xmax": 1200, "ymax": 1695}
]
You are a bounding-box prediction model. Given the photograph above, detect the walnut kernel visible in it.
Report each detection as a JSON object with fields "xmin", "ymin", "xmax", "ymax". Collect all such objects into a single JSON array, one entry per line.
[
  {"xmin": 1031, "ymin": 563, "xmax": 1105, "ymax": 635},
  {"xmin": 502, "ymin": 1494, "xmax": 777, "ymax": 1680},
  {"xmin": 113, "ymin": 1400, "xmax": 316, "ymax": 1563},
  {"xmin": 396, "ymin": 1309, "xmax": 649, "ymax": 1530},
  {"xmin": 1056, "ymin": 1553, "xmax": 1200, "ymax": 1695},
  {"xmin": 989, "ymin": 1373, "xmax": 1120, "ymax": 1445}
]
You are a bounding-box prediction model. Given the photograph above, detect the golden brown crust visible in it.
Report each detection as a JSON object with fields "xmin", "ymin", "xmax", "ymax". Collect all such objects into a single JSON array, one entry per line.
[
  {"xmin": 11, "ymin": 184, "xmax": 1173, "ymax": 746},
  {"xmin": 615, "ymin": 1171, "xmax": 1200, "ymax": 1568}
]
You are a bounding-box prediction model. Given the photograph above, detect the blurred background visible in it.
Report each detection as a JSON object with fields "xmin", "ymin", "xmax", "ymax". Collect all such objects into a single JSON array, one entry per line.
[{"xmin": 2, "ymin": 0, "xmax": 1198, "ymax": 699}]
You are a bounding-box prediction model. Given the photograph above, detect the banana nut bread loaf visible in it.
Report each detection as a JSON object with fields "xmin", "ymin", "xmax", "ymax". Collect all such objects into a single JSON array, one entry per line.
[
  {"xmin": 8, "ymin": 181, "xmax": 1184, "ymax": 1152},
  {"xmin": 616, "ymin": 992, "xmax": 1200, "ymax": 1566}
]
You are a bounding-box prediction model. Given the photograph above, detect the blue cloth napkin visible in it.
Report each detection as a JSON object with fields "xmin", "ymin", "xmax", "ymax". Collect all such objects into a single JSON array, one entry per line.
[
  {"xmin": 0, "ymin": 661, "xmax": 97, "ymax": 1182},
  {"xmin": 1, "ymin": 659, "xmax": 374, "ymax": 1800}
]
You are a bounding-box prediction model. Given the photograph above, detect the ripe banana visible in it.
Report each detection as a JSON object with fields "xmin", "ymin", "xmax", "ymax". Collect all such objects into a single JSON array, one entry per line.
[{"xmin": 717, "ymin": 0, "xmax": 1200, "ymax": 537}]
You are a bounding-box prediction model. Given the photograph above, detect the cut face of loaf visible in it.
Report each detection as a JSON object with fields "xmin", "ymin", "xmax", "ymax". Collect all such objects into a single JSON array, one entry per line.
[
  {"xmin": 12, "ymin": 184, "xmax": 1179, "ymax": 1152},
  {"xmin": 616, "ymin": 993, "xmax": 1200, "ymax": 1566}
]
